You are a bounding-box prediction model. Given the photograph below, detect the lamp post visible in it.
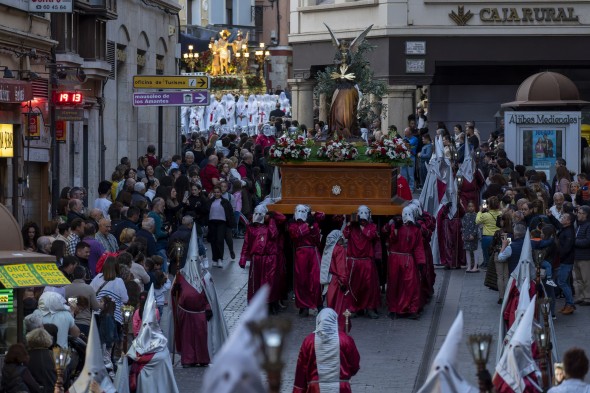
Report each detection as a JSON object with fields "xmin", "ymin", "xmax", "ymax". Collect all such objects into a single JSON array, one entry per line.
[
  {"xmin": 52, "ymin": 346, "xmax": 71, "ymax": 393},
  {"xmin": 183, "ymin": 45, "xmax": 199, "ymax": 73},
  {"xmin": 122, "ymin": 305, "xmax": 135, "ymax": 354},
  {"xmin": 535, "ymin": 327, "xmax": 550, "ymax": 389},
  {"xmin": 540, "ymin": 298, "xmax": 553, "ymax": 385},
  {"xmin": 467, "ymin": 334, "xmax": 493, "ymax": 393},
  {"xmin": 533, "ymin": 249, "xmax": 547, "ymax": 291},
  {"xmin": 247, "ymin": 317, "xmax": 292, "ymax": 393},
  {"xmin": 255, "ymin": 43, "xmax": 270, "ymax": 80}
]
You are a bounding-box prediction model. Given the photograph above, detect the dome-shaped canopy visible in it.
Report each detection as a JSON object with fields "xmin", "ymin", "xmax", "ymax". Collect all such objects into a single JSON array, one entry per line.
[{"xmin": 502, "ymin": 71, "xmax": 588, "ymax": 108}]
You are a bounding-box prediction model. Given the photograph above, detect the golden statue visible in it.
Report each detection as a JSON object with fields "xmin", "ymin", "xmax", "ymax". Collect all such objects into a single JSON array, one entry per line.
[
  {"xmin": 231, "ymin": 30, "xmax": 249, "ymax": 55},
  {"xmin": 217, "ymin": 29, "xmax": 231, "ymax": 75},
  {"xmin": 324, "ymin": 23, "xmax": 373, "ymax": 139}
]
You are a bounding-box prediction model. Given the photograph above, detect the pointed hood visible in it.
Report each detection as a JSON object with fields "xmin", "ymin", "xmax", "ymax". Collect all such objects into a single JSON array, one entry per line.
[
  {"xmin": 320, "ymin": 230, "xmax": 343, "ymax": 286},
  {"xmin": 458, "ymin": 140, "xmax": 475, "ymax": 183},
  {"xmin": 181, "ymin": 224, "xmax": 204, "ymax": 293},
  {"xmin": 499, "ymin": 281, "xmax": 531, "ymax": 360},
  {"xmin": 417, "ymin": 311, "xmax": 477, "ymax": 393},
  {"xmin": 511, "ymin": 230, "xmax": 534, "ymax": 289},
  {"xmin": 132, "ymin": 285, "xmax": 168, "ymax": 354},
  {"xmin": 495, "ymin": 296, "xmax": 541, "ymax": 393},
  {"xmin": 203, "ymin": 286, "xmax": 269, "ymax": 393},
  {"xmin": 69, "ymin": 318, "xmax": 117, "ymax": 393},
  {"xmin": 419, "ymin": 136, "xmax": 442, "ymax": 215}
]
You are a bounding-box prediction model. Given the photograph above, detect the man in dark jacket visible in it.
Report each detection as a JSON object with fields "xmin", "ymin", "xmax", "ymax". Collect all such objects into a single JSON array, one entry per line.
[
  {"xmin": 112, "ymin": 207, "xmax": 140, "ymax": 244},
  {"xmin": 574, "ymin": 205, "xmax": 590, "ymax": 306},
  {"xmin": 558, "ymin": 212, "xmax": 576, "ymax": 314},
  {"xmin": 135, "ymin": 217, "xmax": 158, "ymax": 257},
  {"xmin": 498, "ymin": 223, "xmax": 526, "ymax": 275},
  {"xmin": 168, "ymin": 215, "xmax": 193, "ymax": 272}
]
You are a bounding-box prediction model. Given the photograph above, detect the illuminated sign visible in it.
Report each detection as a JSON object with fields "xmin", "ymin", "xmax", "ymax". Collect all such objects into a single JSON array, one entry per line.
[
  {"xmin": 0, "ymin": 290, "xmax": 13, "ymax": 313},
  {"xmin": 0, "ymin": 263, "xmax": 70, "ymax": 288},
  {"xmin": 52, "ymin": 91, "xmax": 84, "ymax": 105},
  {"xmin": 0, "ymin": 124, "xmax": 14, "ymax": 158}
]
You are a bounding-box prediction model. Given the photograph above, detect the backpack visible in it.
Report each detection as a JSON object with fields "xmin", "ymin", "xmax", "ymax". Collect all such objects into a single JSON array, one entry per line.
[{"xmin": 97, "ymin": 280, "xmax": 118, "ymax": 346}]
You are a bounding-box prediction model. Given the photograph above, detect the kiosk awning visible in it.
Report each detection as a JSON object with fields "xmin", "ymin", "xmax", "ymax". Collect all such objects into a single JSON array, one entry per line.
[{"xmin": 0, "ymin": 263, "xmax": 69, "ymax": 288}]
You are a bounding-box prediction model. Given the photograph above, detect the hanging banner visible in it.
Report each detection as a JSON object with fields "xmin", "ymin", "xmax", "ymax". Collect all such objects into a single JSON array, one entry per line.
[
  {"xmin": 55, "ymin": 121, "xmax": 67, "ymax": 143},
  {"xmin": 25, "ymin": 113, "xmax": 41, "ymax": 140},
  {"xmin": 0, "ymin": 124, "xmax": 14, "ymax": 158}
]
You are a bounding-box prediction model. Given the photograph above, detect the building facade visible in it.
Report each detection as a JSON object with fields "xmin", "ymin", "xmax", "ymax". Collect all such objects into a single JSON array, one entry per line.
[
  {"xmin": 289, "ymin": 0, "xmax": 590, "ymax": 136},
  {"xmin": 0, "ymin": 0, "xmax": 55, "ymax": 227}
]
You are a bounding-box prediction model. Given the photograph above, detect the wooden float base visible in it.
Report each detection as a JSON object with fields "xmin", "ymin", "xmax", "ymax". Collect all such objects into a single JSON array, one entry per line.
[{"xmin": 269, "ymin": 161, "xmax": 404, "ymax": 216}]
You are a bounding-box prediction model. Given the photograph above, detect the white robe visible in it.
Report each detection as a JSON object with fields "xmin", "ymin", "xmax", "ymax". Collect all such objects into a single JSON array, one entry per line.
[
  {"xmin": 127, "ymin": 347, "xmax": 179, "ymax": 393},
  {"xmin": 190, "ymin": 106, "xmax": 205, "ymax": 132},
  {"xmin": 225, "ymin": 94, "xmax": 236, "ymax": 128}
]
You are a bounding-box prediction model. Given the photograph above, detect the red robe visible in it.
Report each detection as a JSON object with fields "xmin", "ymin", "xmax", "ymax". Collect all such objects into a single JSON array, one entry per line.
[
  {"xmin": 326, "ymin": 243, "xmax": 354, "ymax": 331},
  {"xmin": 459, "ymin": 170, "xmax": 484, "ymax": 211},
  {"xmin": 417, "ymin": 212, "xmax": 436, "ymax": 304},
  {"xmin": 289, "ymin": 215, "xmax": 324, "ymax": 310},
  {"xmin": 437, "ymin": 203, "xmax": 465, "ymax": 268},
  {"xmin": 502, "ymin": 280, "xmax": 537, "ymax": 330},
  {"xmin": 493, "ymin": 371, "xmax": 539, "ymax": 393},
  {"xmin": 384, "ymin": 223, "xmax": 425, "ymax": 314},
  {"xmin": 293, "ymin": 332, "xmax": 360, "ymax": 393},
  {"xmin": 397, "ymin": 176, "xmax": 412, "ymax": 201},
  {"xmin": 171, "ymin": 274, "xmax": 210, "ymax": 366},
  {"xmin": 342, "ymin": 223, "xmax": 381, "ymax": 312},
  {"xmin": 239, "ymin": 213, "xmax": 286, "ymax": 303}
]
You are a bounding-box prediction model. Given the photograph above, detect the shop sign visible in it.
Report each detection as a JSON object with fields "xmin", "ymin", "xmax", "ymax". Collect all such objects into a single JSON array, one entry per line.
[
  {"xmin": 507, "ymin": 113, "xmax": 579, "ymax": 125},
  {"xmin": 449, "ymin": 6, "xmax": 579, "ymax": 25},
  {"xmin": 0, "ymin": 289, "xmax": 14, "ymax": 313},
  {"xmin": 0, "ymin": 263, "xmax": 70, "ymax": 288},
  {"xmin": 0, "ymin": 79, "xmax": 33, "ymax": 103},
  {"xmin": 55, "ymin": 120, "xmax": 67, "ymax": 143},
  {"xmin": 24, "ymin": 148, "xmax": 50, "ymax": 163},
  {"xmin": 28, "ymin": 0, "xmax": 73, "ymax": 13},
  {"xmin": 55, "ymin": 108, "xmax": 84, "ymax": 121},
  {"xmin": 0, "ymin": 124, "xmax": 14, "ymax": 158},
  {"xmin": 25, "ymin": 113, "xmax": 41, "ymax": 140}
]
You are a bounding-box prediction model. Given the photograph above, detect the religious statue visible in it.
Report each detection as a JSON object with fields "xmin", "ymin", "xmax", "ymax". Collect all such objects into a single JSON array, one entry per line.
[
  {"xmin": 209, "ymin": 37, "xmax": 220, "ymax": 77},
  {"xmin": 217, "ymin": 30, "xmax": 231, "ymax": 75},
  {"xmin": 324, "ymin": 23, "xmax": 373, "ymax": 139},
  {"xmin": 231, "ymin": 30, "xmax": 249, "ymax": 54}
]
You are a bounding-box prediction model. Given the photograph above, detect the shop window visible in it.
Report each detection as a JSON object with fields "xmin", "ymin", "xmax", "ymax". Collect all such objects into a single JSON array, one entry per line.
[
  {"xmin": 137, "ymin": 50, "xmax": 147, "ymax": 74},
  {"xmin": 156, "ymin": 55, "xmax": 165, "ymax": 75}
]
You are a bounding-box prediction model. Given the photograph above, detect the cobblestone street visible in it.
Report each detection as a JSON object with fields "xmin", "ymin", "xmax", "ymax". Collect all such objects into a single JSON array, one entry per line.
[{"xmin": 173, "ymin": 239, "xmax": 590, "ymax": 392}]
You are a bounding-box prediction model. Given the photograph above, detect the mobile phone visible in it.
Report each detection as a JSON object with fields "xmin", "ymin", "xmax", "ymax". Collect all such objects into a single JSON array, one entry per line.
[{"xmin": 184, "ymin": 191, "xmax": 189, "ymax": 200}]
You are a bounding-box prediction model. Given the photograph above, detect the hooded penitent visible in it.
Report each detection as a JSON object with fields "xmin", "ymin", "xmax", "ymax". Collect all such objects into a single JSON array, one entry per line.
[
  {"xmin": 494, "ymin": 296, "xmax": 542, "ymax": 393},
  {"xmin": 183, "ymin": 224, "xmax": 228, "ymax": 356},
  {"xmin": 202, "ymin": 286, "xmax": 269, "ymax": 393},
  {"xmin": 252, "ymin": 204, "xmax": 268, "ymax": 224},
  {"xmin": 314, "ymin": 308, "xmax": 341, "ymax": 393},
  {"xmin": 70, "ymin": 317, "xmax": 117, "ymax": 393},
  {"xmin": 457, "ymin": 137, "xmax": 475, "ymax": 183},
  {"xmin": 417, "ymin": 311, "xmax": 478, "ymax": 393},
  {"xmin": 357, "ymin": 205, "xmax": 371, "ymax": 222},
  {"xmin": 294, "ymin": 204, "xmax": 310, "ymax": 221},
  {"xmin": 320, "ymin": 230, "xmax": 343, "ymax": 287}
]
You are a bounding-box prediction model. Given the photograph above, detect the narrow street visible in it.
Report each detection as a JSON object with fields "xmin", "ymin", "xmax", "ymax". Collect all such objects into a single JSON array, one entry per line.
[{"xmin": 174, "ymin": 238, "xmax": 590, "ymax": 392}]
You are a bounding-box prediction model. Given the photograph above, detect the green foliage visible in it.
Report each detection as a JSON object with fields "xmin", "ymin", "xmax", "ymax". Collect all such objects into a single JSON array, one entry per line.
[{"xmin": 315, "ymin": 41, "xmax": 388, "ymax": 127}]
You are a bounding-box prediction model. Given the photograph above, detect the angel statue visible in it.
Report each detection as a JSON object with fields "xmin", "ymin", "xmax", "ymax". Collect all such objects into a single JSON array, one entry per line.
[{"xmin": 324, "ymin": 23, "xmax": 373, "ymax": 139}]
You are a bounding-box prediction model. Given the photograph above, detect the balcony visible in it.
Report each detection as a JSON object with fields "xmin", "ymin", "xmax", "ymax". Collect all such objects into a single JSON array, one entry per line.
[{"xmin": 75, "ymin": 0, "xmax": 117, "ymax": 20}]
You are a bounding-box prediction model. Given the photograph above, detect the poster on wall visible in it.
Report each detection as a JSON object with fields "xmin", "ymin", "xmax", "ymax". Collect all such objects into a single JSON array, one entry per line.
[{"xmin": 532, "ymin": 129, "xmax": 557, "ymax": 169}]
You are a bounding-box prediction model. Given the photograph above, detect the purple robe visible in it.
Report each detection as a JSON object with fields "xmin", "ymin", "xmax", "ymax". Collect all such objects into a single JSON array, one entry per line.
[
  {"xmin": 437, "ymin": 204, "xmax": 465, "ymax": 268},
  {"xmin": 172, "ymin": 274, "xmax": 210, "ymax": 366}
]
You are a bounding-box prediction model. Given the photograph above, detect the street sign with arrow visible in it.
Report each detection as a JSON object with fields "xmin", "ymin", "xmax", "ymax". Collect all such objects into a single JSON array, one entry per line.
[
  {"xmin": 133, "ymin": 75, "xmax": 209, "ymax": 89},
  {"xmin": 132, "ymin": 91, "xmax": 210, "ymax": 107}
]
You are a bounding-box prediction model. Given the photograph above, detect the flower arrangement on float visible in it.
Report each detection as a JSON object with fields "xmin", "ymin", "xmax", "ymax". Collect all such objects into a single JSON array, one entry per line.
[
  {"xmin": 316, "ymin": 136, "xmax": 359, "ymax": 162},
  {"xmin": 365, "ymin": 136, "xmax": 412, "ymax": 165},
  {"xmin": 268, "ymin": 134, "xmax": 313, "ymax": 162}
]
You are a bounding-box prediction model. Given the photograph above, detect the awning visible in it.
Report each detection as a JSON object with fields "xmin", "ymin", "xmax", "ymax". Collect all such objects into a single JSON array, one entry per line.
[{"xmin": 0, "ymin": 263, "xmax": 70, "ymax": 288}]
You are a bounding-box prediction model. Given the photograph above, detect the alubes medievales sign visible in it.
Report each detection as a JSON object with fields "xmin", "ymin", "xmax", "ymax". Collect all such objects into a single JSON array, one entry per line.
[{"xmin": 449, "ymin": 5, "xmax": 580, "ymax": 26}]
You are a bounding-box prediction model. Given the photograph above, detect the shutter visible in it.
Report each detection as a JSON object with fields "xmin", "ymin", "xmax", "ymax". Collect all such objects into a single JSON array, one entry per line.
[
  {"xmin": 32, "ymin": 78, "xmax": 49, "ymax": 99},
  {"xmin": 107, "ymin": 40, "xmax": 116, "ymax": 79}
]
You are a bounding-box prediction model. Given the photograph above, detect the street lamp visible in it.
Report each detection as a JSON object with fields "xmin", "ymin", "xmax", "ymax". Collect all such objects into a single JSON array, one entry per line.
[
  {"xmin": 183, "ymin": 45, "xmax": 199, "ymax": 73},
  {"xmin": 467, "ymin": 334, "xmax": 493, "ymax": 393},
  {"xmin": 255, "ymin": 43, "xmax": 270, "ymax": 79},
  {"xmin": 234, "ymin": 43, "xmax": 250, "ymax": 75},
  {"xmin": 52, "ymin": 346, "xmax": 71, "ymax": 393},
  {"xmin": 122, "ymin": 305, "xmax": 135, "ymax": 353},
  {"xmin": 247, "ymin": 317, "xmax": 292, "ymax": 393},
  {"xmin": 535, "ymin": 327, "xmax": 550, "ymax": 389}
]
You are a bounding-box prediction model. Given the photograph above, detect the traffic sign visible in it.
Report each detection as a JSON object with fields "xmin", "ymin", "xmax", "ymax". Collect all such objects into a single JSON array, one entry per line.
[
  {"xmin": 133, "ymin": 75, "xmax": 209, "ymax": 89},
  {"xmin": 133, "ymin": 91, "xmax": 210, "ymax": 107}
]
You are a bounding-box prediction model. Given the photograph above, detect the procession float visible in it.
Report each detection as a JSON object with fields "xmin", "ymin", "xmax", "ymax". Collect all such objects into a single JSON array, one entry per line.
[{"xmin": 268, "ymin": 24, "xmax": 407, "ymax": 216}]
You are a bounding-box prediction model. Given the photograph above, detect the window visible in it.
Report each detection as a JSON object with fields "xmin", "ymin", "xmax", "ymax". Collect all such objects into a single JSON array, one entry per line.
[
  {"xmin": 156, "ymin": 55, "xmax": 165, "ymax": 75},
  {"xmin": 137, "ymin": 50, "xmax": 146, "ymax": 74},
  {"xmin": 51, "ymin": 13, "xmax": 79, "ymax": 53},
  {"xmin": 78, "ymin": 16, "xmax": 107, "ymax": 60}
]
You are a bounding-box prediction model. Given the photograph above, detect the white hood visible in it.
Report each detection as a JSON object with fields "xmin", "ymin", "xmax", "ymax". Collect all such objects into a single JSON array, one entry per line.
[
  {"xmin": 457, "ymin": 137, "xmax": 475, "ymax": 183},
  {"xmin": 314, "ymin": 308, "xmax": 341, "ymax": 393},
  {"xmin": 203, "ymin": 286, "xmax": 269, "ymax": 393},
  {"xmin": 132, "ymin": 285, "xmax": 168, "ymax": 354},
  {"xmin": 70, "ymin": 318, "xmax": 117, "ymax": 393}
]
